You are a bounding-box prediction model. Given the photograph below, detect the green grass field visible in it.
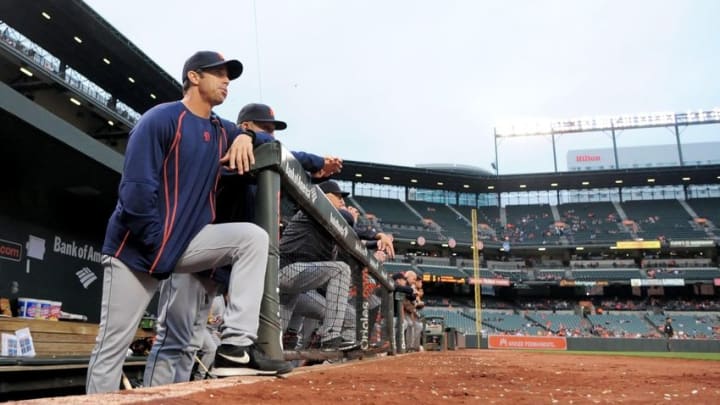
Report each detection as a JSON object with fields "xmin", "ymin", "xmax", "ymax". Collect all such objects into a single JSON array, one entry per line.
[{"xmin": 538, "ymin": 350, "xmax": 720, "ymax": 361}]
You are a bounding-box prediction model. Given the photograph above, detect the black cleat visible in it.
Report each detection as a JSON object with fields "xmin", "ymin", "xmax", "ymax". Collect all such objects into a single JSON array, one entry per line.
[
  {"xmin": 320, "ymin": 337, "xmax": 359, "ymax": 352},
  {"xmin": 212, "ymin": 344, "xmax": 293, "ymax": 377}
]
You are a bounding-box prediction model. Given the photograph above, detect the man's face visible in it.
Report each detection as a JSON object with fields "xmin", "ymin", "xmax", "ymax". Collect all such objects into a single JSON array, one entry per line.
[
  {"xmin": 242, "ymin": 121, "xmax": 277, "ymax": 137},
  {"xmin": 254, "ymin": 121, "xmax": 276, "ymax": 134},
  {"xmin": 193, "ymin": 65, "xmax": 229, "ymax": 106},
  {"xmin": 326, "ymin": 192, "xmax": 346, "ymax": 209}
]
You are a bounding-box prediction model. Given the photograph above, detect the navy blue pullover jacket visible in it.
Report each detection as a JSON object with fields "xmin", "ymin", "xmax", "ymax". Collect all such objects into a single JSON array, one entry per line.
[{"xmin": 102, "ymin": 101, "xmax": 243, "ymax": 275}]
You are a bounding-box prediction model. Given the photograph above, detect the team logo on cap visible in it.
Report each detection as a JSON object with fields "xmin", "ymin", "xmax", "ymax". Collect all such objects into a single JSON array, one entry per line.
[
  {"xmin": 216, "ymin": 52, "xmax": 225, "ymax": 61},
  {"xmin": 268, "ymin": 107, "xmax": 275, "ymax": 118}
]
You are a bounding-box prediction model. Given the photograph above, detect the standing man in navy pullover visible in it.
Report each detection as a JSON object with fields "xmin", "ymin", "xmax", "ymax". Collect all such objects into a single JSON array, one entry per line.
[
  {"xmin": 86, "ymin": 51, "xmax": 291, "ymax": 394},
  {"xmin": 142, "ymin": 103, "xmax": 341, "ymax": 386}
]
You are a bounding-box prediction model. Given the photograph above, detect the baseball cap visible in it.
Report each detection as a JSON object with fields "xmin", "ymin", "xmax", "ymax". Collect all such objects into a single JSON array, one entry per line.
[
  {"xmin": 391, "ymin": 272, "xmax": 406, "ymax": 281},
  {"xmin": 236, "ymin": 103, "xmax": 287, "ymax": 130},
  {"xmin": 318, "ymin": 180, "xmax": 349, "ymax": 197},
  {"xmin": 182, "ymin": 51, "xmax": 243, "ymax": 82}
]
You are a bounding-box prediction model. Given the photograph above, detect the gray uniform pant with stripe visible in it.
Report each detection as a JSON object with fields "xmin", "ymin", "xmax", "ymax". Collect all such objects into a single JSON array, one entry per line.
[
  {"xmin": 143, "ymin": 273, "xmax": 217, "ymax": 386},
  {"xmin": 279, "ymin": 261, "xmax": 350, "ymax": 343},
  {"xmin": 86, "ymin": 223, "xmax": 268, "ymax": 394}
]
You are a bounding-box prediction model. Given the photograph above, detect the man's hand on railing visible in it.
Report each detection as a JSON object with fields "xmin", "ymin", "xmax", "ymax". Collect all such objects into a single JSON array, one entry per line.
[
  {"xmin": 374, "ymin": 250, "xmax": 387, "ymax": 263},
  {"xmin": 312, "ymin": 156, "xmax": 343, "ymax": 178},
  {"xmin": 376, "ymin": 232, "xmax": 395, "ymax": 259},
  {"xmin": 346, "ymin": 206, "xmax": 360, "ymax": 223}
]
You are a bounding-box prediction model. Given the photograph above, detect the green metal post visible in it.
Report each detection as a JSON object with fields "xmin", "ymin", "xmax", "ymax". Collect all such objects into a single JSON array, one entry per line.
[{"xmin": 255, "ymin": 168, "xmax": 283, "ymax": 360}]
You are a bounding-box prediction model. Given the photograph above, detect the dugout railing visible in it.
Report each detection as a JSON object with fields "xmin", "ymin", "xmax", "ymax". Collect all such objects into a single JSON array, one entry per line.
[{"xmin": 249, "ymin": 142, "xmax": 397, "ymax": 361}]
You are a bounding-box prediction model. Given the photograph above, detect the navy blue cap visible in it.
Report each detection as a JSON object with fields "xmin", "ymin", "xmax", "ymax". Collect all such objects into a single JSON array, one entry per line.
[
  {"xmin": 319, "ymin": 181, "xmax": 349, "ymax": 197},
  {"xmin": 237, "ymin": 103, "xmax": 287, "ymax": 130},
  {"xmin": 182, "ymin": 51, "xmax": 243, "ymax": 82}
]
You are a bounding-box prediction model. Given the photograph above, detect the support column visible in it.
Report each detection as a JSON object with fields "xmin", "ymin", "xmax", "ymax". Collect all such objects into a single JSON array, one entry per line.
[
  {"xmin": 383, "ymin": 289, "xmax": 395, "ymax": 354},
  {"xmin": 254, "ymin": 169, "xmax": 283, "ymax": 360},
  {"xmin": 394, "ymin": 291, "xmax": 406, "ymax": 354},
  {"xmin": 675, "ymin": 123, "xmax": 684, "ymax": 166},
  {"xmin": 552, "ymin": 133, "xmax": 558, "ymax": 173},
  {"xmin": 493, "ymin": 128, "xmax": 499, "ymax": 176},
  {"xmin": 611, "ymin": 125, "xmax": 619, "ymax": 170}
]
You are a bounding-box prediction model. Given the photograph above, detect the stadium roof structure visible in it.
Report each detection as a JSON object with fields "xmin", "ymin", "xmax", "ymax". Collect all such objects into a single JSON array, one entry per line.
[
  {"xmin": 0, "ymin": 0, "xmax": 182, "ymax": 114},
  {"xmin": 338, "ymin": 160, "xmax": 720, "ymax": 194},
  {"xmin": 415, "ymin": 163, "xmax": 494, "ymax": 176}
]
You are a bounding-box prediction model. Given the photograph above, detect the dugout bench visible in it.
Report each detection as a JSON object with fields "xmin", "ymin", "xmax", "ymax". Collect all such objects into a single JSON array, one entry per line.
[{"xmin": 0, "ymin": 317, "xmax": 152, "ymax": 397}]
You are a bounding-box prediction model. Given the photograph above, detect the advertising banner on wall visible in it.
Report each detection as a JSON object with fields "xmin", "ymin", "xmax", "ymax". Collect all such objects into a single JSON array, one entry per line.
[
  {"xmin": 669, "ymin": 240, "xmax": 716, "ymax": 248},
  {"xmin": 615, "ymin": 240, "xmax": 661, "ymax": 250},
  {"xmin": 488, "ymin": 335, "xmax": 567, "ymax": 350},
  {"xmin": 467, "ymin": 277, "xmax": 511, "ymax": 287},
  {"xmin": 0, "ymin": 216, "xmax": 105, "ymax": 323},
  {"xmin": 630, "ymin": 278, "xmax": 685, "ymax": 287},
  {"xmin": 559, "ymin": 280, "xmax": 609, "ymax": 287}
]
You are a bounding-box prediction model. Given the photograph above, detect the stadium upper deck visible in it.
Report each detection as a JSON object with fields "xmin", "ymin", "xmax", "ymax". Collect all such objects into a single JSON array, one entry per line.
[
  {"xmin": 0, "ymin": 0, "xmax": 189, "ymax": 236},
  {"xmin": 0, "ymin": 0, "xmax": 180, "ymax": 113}
]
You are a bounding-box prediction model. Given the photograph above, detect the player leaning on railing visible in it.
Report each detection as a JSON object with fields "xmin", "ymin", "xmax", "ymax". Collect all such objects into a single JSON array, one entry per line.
[{"xmin": 86, "ymin": 51, "xmax": 292, "ymax": 394}]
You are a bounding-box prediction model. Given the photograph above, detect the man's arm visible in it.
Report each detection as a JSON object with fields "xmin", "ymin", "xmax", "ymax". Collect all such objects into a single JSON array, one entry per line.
[
  {"xmin": 354, "ymin": 219, "xmax": 395, "ymax": 259},
  {"xmin": 310, "ymin": 155, "xmax": 343, "ymax": 178},
  {"xmin": 248, "ymin": 130, "xmax": 328, "ymax": 175},
  {"xmin": 116, "ymin": 110, "xmax": 171, "ymax": 250},
  {"xmin": 221, "ymin": 122, "xmax": 254, "ymax": 174},
  {"xmin": 291, "ymin": 151, "xmax": 326, "ymax": 173}
]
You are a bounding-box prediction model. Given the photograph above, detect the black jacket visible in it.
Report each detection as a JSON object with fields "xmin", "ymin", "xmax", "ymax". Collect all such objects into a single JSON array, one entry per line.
[{"xmin": 280, "ymin": 210, "xmax": 335, "ymax": 268}]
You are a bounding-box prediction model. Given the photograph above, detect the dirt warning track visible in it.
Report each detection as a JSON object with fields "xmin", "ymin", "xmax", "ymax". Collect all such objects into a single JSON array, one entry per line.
[{"xmin": 13, "ymin": 350, "xmax": 720, "ymax": 405}]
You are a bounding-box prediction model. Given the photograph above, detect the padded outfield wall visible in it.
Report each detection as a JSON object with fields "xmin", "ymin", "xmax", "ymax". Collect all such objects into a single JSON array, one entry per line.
[{"xmin": 464, "ymin": 335, "xmax": 720, "ymax": 352}]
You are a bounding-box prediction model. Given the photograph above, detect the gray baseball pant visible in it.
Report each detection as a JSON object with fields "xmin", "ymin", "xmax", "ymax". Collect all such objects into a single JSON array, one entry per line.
[
  {"xmin": 279, "ymin": 261, "xmax": 350, "ymax": 343},
  {"xmin": 143, "ymin": 273, "xmax": 217, "ymax": 386},
  {"xmin": 406, "ymin": 317, "xmax": 423, "ymax": 350},
  {"xmin": 196, "ymin": 294, "xmax": 225, "ymax": 379},
  {"xmin": 195, "ymin": 327, "xmax": 221, "ymax": 380},
  {"xmin": 86, "ymin": 223, "xmax": 268, "ymax": 394},
  {"xmin": 286, "ymin": 290, "xmax": 357, "ymax": 343}
]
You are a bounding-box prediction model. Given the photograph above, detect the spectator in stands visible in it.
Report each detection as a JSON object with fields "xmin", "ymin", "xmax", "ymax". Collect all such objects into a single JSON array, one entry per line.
[{"xmin": 86, "ymin": 51, "xmax": 292, "ymax": 394}]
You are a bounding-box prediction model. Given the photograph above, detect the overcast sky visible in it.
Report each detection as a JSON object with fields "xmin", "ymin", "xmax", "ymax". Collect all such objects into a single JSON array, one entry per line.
[{"xmin": 85, "ymin": 0, "xmax": 720, "ymax": 174}]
